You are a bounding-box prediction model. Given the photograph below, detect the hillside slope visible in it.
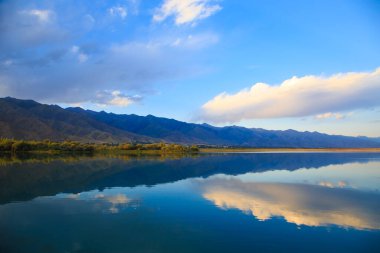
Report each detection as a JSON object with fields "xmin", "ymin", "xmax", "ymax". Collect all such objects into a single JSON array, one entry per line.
[
  {"xmin": 0, "ymin": 97, "xmax": 155, "ymax": 143},
  {"xmin": 68, "ymin": 107, "xmax": 380, "ymax": 148},
  {"xmin": 1, "ymin": 97, "xmax": 379, "ymax": 148}
]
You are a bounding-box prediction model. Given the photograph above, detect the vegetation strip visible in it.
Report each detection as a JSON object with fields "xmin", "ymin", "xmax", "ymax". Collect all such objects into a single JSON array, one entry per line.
[{"xmin": 0, "ymin": 139, "xmax": 199, "ymax": 154}]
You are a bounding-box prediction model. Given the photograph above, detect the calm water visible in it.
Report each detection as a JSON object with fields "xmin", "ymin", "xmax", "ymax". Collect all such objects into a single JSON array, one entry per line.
[{"xmin": 0, "ymin": 153, "xmax": 379, "ymax": 253}]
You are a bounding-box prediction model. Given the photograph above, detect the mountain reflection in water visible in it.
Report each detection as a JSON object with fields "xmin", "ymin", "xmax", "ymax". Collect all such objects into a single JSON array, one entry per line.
[
  {"xmin": 0, "ymin": 153, "xmax": 379, "ymax": 253},
  {"xmin": 1, "ymin": 152, "xmax": 379, "ymax": 204}
]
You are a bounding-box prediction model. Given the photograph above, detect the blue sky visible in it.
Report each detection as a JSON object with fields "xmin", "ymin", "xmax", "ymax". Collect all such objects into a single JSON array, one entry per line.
[{"xmin": 0, "ymin": 0, "xmax": 379, "ymax": 136}]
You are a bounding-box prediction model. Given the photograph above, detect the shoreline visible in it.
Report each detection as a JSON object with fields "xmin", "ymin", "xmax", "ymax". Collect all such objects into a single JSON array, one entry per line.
[
  {"xmin": 2, "ymin": 148, "xmax": 380, "ymax": 155},
  {"xmin": 200, "ymin": 148, "xmax": 380, "ymax": 153}
]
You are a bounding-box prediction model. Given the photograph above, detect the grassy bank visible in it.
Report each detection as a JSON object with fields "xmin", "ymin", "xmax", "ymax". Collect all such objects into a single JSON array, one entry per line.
[
  {"xmin": 2, "ymin": 139, "xmax": 379, "ymax": 155},
  {"xmin": 0, "ymin": 139, "xmax": 199, "ymax": 154}
]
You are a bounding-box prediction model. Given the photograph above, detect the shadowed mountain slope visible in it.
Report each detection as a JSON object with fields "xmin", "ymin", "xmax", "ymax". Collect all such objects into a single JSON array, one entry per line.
[
  {"xmin": 0, "ymin": 97, "xmax": 155, "ymax": 143},
  {"xmin": 1, "ymin": 97, "xmax": 379, "ymax": 147}
]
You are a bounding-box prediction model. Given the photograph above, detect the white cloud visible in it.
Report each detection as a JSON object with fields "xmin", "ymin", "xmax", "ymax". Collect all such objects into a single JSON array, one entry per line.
[
  {"xmin": 0, "ymin": 37, "xmax": 202, "ymax": 105},
  {"xmin": 108, "ymin": 6, "xmax": 128, "ymax": 19},
  {"xmin": 19, "ymin": 9, "xmax": 53, "ymax": 23},
  {"xmin": 0, "ymin": 1, "xmax": 214, "ymax": 107},
  {"xmin": 107, "ymin": 91, "xmax": 134, "ymax": 106},
  {"xmin": 71, "ymin": 45, "xmax": 88, "ymax": 63},
  {"xmin": 315, "ymin": 112, "xmax": 345, "ymax": 120},
  {"xmin": 153, "ymin": 0, "xmax": 221, "ymax": 25},
  {"xmin": 93, "ymin": 90, "xmax": 142, "ymax": 107},
  {"xmin": 200, "ymin": 68, "xmax": 380, "ymax": 123},
  {"xmin": 171, "ymin": 33, "xmax": 219, "ymax": 49}
]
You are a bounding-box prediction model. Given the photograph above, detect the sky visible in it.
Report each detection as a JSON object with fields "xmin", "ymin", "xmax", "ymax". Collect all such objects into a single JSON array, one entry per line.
[{"xmin": 0, "ymin": 0, "xmax": 379, "ymax": 137}]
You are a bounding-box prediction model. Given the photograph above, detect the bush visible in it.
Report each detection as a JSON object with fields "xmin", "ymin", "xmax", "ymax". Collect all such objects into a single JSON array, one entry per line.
[
  {"xmin": 0, "ymin": 139, "xmax": 198, "ymax": 154},
  {"xmin": 11, "ymin": 141, "xmax": 32, "ymax": 152},
  {"xmin": 0, "ymin": 139, "xmax": 14, "ymax": 151}
]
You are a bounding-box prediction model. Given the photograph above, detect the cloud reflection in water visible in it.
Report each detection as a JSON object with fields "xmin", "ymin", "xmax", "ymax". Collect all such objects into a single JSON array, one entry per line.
[
  {"xmin": 200, "ymin": 178, "xmax": 380, "ymax": 230},
  {"xmin": 55, "ymin": 191, "xmax": 135, "ymax": 214}
]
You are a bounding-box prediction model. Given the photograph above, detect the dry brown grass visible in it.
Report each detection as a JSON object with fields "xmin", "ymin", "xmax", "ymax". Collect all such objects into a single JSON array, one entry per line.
[{"xmin": 200, "ymin": 148, "xmax": 380, "ymax": 153}]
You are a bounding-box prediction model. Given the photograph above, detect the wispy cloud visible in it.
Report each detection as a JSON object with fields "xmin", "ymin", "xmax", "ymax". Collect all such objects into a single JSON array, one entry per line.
[
  {"xmin": 315, "ymin": 112, "xmax": 345, "ymax": 120},
  {"xmin": 0, "ymin": 38, "xmax": 208, "ymax": 105},
  {"xmin": 0, "ymin": 0, "xmax": 218, "ymax": 107},
  {"xmin": 153, "ymin": 0, "xmax": 221, "ymax": 25},
  {"xmin": 199, "ymin": 68, "xmax": 380, "ymax": 123},
  {"xmin": 19, "ymin": 9, "xmax": 53, "ymax": 23},
  {"xmin": 1, "ymin": 5, "xmax": 66, "ymax": 49},
  {"xmin": 71, "ymin": 45, "xmax": 88, "ymax": 63},
  {"xmin": 171, "ymin": 33, "xmax": 219, "ymax": 49},
  {"xmin": 108, "ymin": 6, "xmax": 128, "ymax": 20}
]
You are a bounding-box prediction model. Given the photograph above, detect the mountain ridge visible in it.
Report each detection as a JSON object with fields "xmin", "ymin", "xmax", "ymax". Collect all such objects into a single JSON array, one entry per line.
[{"xmin": 1, "ymin": 97, "xmax": 379, "ymax": 148}]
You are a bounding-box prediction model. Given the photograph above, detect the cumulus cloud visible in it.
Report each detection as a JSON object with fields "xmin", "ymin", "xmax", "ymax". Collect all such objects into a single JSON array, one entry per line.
[
  {"xmin": 200, "ymin": 68, "xmax": 380, "ymax": 123},
  {"xmin": 93, "ymin": 90, "xmax": 142, "ymax": 107},
  {"xmin": 153, "ymin": 0, "xmax": 221, "ymax": 25}
]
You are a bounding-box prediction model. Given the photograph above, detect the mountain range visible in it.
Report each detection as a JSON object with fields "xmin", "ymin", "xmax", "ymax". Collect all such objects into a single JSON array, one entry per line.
[{"xmin": 0, "ymin": 97, "xmax": 379, "ymax": 148}]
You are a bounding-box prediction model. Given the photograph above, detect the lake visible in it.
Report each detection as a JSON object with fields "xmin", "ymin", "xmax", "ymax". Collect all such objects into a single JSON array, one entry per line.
[{"xmin": 0, "ymin": 152, "xmax": 379, "ymax": 253}]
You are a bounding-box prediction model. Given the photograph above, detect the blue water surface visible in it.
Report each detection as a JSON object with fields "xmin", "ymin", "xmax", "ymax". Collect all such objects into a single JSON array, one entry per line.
[{"xmin": 0, "ymin": 153, "xmax": 379, "ymax": 253}]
